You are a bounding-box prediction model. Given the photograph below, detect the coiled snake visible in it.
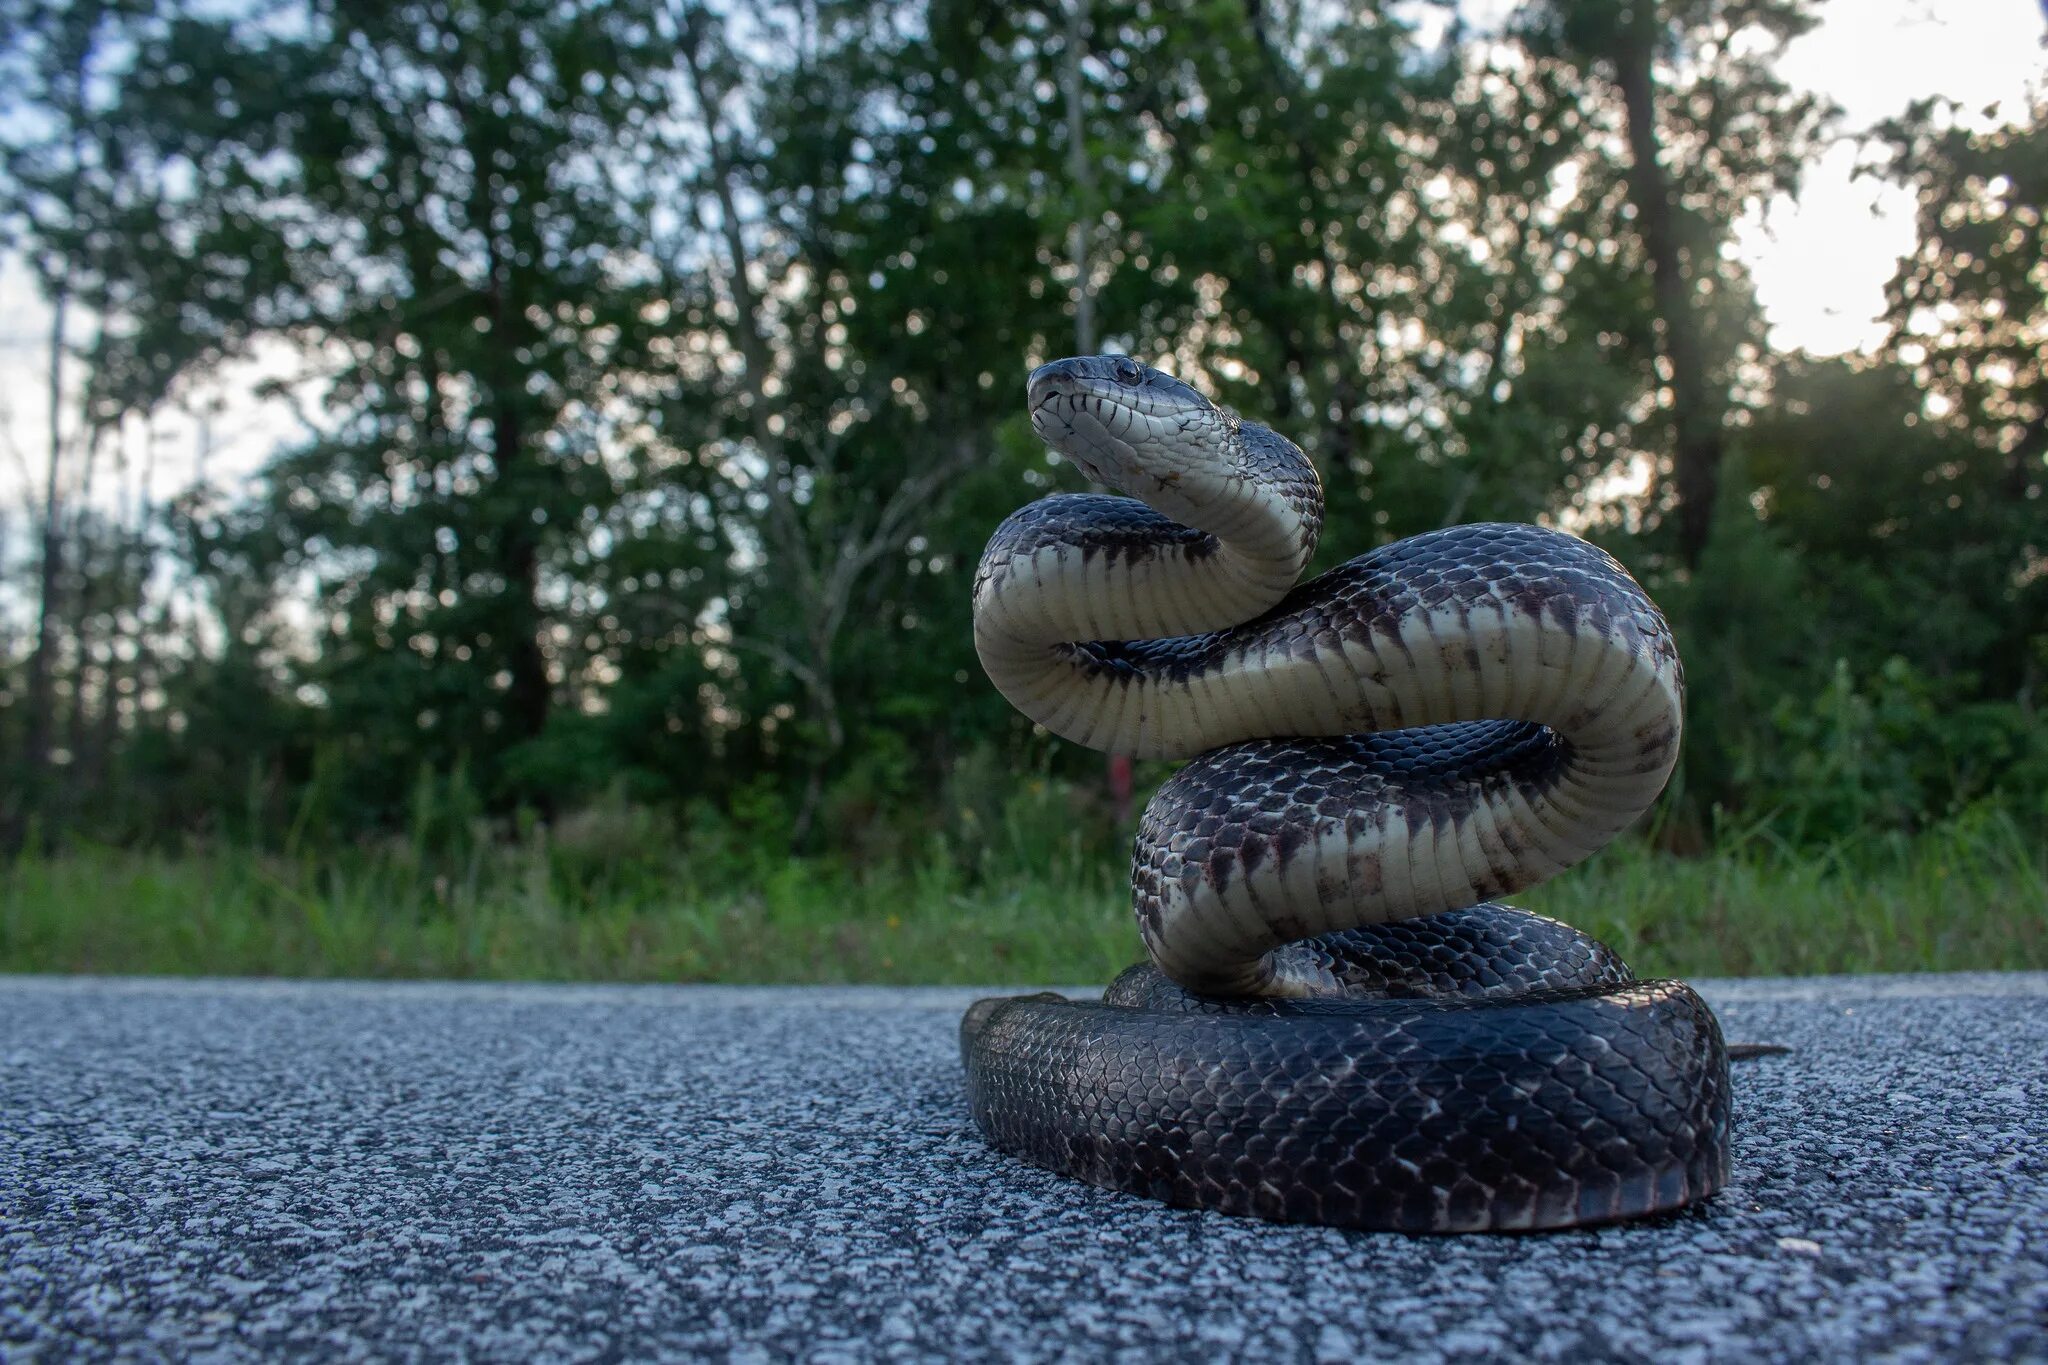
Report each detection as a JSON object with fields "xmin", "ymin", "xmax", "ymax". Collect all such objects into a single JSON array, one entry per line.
[{"xmin": 960, "ymin": 355, "xmax": 1730, "ymax": 1232}]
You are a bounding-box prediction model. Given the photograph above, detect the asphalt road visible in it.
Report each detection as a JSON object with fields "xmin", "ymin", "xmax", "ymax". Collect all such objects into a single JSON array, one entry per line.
[{"xmin": 3, "ymin": 972, "xmax": 2045, "ymax": 1362}]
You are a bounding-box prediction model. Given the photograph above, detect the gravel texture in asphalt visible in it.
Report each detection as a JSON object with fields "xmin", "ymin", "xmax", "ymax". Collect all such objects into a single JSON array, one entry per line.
[{"xmin": 3, "ymin": 972, "xmax": 2045, "ymax": 1362}]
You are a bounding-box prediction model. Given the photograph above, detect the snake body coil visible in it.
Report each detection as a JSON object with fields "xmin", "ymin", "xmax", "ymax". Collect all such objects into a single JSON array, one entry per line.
[{"xmin": 960, "ymin": 356, "xmax": 1730, "ymax": 1232}]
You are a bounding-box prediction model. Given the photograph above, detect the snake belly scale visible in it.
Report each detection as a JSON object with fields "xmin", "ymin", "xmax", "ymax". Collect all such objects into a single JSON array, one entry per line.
[{"xmin": 960, "ymin": 355, "xmax": 1730, "ymax": 1233}]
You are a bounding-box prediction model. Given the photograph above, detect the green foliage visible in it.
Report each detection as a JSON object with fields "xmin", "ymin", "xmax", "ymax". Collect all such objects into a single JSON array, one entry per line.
[
  {"xmin": 3, "ymin": 794, "xmax": 2041, "ymax": 981},
  {"xmin": 1755, "ymin": 659, "xmax": 2048, "ymax": 842},
  {"xmin": 1876, "ymin": 90, "xmax": 2048, "ymax": 495},
  {"xmin": 0, "ymin": 0, "xmax": 2042, "ymax": 977},
  {"xmin": 1527, "ymin": 803, "xmax": 2047, "ymax": 979},
  {"xmin": 1651, "ymin": 349, "xmax": 2048, "ymax": 842}
]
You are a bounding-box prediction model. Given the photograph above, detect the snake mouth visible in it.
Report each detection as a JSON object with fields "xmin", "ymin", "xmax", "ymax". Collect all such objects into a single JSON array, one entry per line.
[{"xmin": 1029, "ymin": 380, "xmax": 1138, "ymax": 487}]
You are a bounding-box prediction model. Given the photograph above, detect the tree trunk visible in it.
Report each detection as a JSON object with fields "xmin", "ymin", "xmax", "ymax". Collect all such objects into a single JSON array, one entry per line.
[
  {"xmin": 481, "ymin": 236, "xmax": 553, "ymax": 768},
  {"xmin": 17, "ymin": 286, "xmax": 70, "ymax": 848},
  {"xmin": 1059, "ymin": 0, "xmax": 1133, "ymax": 820},
  {"xmin": 61, "ymin": 427, "xmax": 111, "ymax": 788},
  {"xmin": 1062, "ymin": 0, "xmax": 1097, "ymax": 357},
  {"xmin": 1242, "ymin": 0, "xmax": 1364, "ymax": 475},
  {"xmin": 1611, "ymin": 5, "xmax": 1721, "ymax": 569}
]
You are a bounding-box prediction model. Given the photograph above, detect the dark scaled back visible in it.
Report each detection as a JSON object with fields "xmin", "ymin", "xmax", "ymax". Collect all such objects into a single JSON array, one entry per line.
[
  {"xmin": 975, "ymin": 493, "xmax": 1219, "ymax": 603},
  {"xmin": 1103, "ymin": 904, "xmax": 1633, "ymax": 1014},
  {"xmin": 1236, "ymin": 420, "xmax": 1324, "ymax": 561},
  {"xmin": 1129, "ymin": 723, "xmax": 1573, "ymax": 947}
]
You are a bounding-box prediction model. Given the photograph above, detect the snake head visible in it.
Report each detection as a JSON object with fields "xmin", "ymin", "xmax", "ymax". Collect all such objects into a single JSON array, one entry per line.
[{"xmin": 1027, "ymin": 355, "xmax": 1239, "ymax": 494}]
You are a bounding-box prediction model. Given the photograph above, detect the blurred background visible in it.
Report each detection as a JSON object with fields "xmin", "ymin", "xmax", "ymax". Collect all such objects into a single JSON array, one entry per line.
[{"xmin": 0, "ymin": 0, "xmax": 2042, "ymax": 983}]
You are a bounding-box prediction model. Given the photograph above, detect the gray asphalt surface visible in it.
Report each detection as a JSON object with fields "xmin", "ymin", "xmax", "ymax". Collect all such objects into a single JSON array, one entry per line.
[{"xmin": 3, "ymin": 973, "xmax": 2045, "ymax": 1363}]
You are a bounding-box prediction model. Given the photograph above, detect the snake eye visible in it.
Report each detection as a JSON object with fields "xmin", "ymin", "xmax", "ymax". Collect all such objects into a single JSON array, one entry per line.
[{"xmin": 1111, "ymin": 357, "xmax": 1143, "ymax": 386}]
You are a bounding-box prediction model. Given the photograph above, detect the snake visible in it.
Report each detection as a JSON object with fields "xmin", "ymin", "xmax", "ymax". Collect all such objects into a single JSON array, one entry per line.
[{"xmin": 959, "ymin": 355, "xmax": 1730, "ymax": 1233}]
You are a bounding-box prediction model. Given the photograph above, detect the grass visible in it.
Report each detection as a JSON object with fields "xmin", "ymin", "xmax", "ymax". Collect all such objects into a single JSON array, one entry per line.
[{"xmin": 2, "ymin": 805, "xmax": 2043, "ymax": 984}]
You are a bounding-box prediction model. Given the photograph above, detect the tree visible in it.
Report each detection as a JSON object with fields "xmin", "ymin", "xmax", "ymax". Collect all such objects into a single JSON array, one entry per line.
[
  {"xmin": 65, "ymin": 0, "xmax": 688, "ymax": 815},
  {"xmin": 0, "ymin": 0, "xmax": 2035, "ymax": 860},
  {"xmin": 0, "ymin": 0, "xmax": 178, "ymax": 844},
  {"xmin": 1509, "ymin": 0, "xmax": 1829, "ymax": 567},
  {"xmin": 1876, "ymin": 92, "xmax": 2048, "ymax": 525},
  {"xmin": 1866, "ymin": 90, "xmax": 2048, "ymax": 716}
]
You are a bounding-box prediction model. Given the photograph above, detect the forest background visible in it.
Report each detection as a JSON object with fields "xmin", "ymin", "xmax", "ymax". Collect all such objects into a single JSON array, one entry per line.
[{"xmin": 1, "ymin": 0, "xmax": 2043, "ymax": 983}]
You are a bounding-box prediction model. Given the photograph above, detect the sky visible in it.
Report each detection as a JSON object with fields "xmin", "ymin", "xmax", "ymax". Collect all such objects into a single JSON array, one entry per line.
[
  {"xmin": 0, "ymin": 0, "xmax": 2043, "ymax": 523},
  {"xmin": 1734, "ymin": 0, "xmax": 2046, "ymax": 354}
]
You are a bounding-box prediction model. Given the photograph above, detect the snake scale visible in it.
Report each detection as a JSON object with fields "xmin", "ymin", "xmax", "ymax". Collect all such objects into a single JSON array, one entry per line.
[{"xmin": 960, "ymin": 355, "xmax": 1730, "ymax": 1233}]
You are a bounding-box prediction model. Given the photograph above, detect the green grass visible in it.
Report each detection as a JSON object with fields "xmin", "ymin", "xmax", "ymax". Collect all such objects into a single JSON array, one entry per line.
[{"xmin": 3, "ymin": 806, "xmax": 2043, "ymax": 983}]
